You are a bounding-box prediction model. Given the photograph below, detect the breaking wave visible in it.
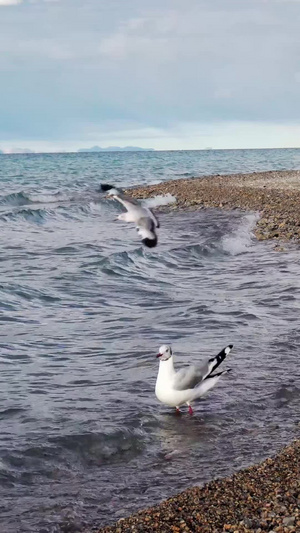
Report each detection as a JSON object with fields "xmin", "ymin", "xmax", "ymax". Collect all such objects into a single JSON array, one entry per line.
[
  {"xmin": 143, "ymin": 193, "xmax": 176, "ymax": 208},
  {"xmin": 0, "ymin": 190, "xmax": 72, "ymax": 208},
  {"xmin": 221, "ymin": 213, "xmax": 259, "ymax": 255}
]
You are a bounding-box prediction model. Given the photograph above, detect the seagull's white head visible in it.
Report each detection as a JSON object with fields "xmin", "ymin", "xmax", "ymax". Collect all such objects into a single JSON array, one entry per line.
[
  {"xmin": 156, "ymin": 344, "xmax": 172, "ymax": 361},
  {"xmin": 106, "ymin": 188, "xmax": 119, "ymax": 196}
]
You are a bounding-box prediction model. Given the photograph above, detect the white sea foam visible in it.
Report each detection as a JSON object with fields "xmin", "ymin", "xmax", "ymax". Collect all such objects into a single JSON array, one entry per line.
[
  {"xmin": 28, "ymin": 193, "xmax": 70, "ymax": 204},
  {"xmin": 143, "ymin": 193, "xmax": 176, "ymax": 208},
  {"xmin": 221, "ymin": 212, "xmax": 259, "ymax": 255},
  {"xmin": 0, "ymin": 459, "xmax": 7, "ymax": 470}
]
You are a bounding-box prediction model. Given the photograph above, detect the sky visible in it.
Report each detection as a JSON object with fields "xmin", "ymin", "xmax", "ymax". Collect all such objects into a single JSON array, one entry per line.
[{"xmin": 0, "ymin": 0, "xmax": 300, "ymax": 152}]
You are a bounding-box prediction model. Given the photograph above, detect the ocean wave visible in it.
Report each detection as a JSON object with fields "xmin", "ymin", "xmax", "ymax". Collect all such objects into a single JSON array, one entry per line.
[
  {"xmin": 48, "ymin": 429, "xmax": 145, "ymax": 465},
  {"xmin": 0, "ymin": 190, "xmax": 73, "ymax": 208},
  {"xmin": 88, "ymin": 201, "xmax": 104, "ymax": 214},
  {"xmin": 174, "ymin": 171, "xmax": 194, "ymax": 177},
  {"xmin": 273, "ymin": 383, "xmax": 300, "ymax": 403},
  {"xmin": 0, "ymin": 207, "xmax": 49, "ymax": 223},
  {"xmin": 221, "ymin": 213, "xmax": 259, "ymax": 255},
  {"xmin": 182, "ymin": 214, "xmax": 257, "ymax": 260},
  {"xmin": 91, "ymin": 249, "xmax": 150, "ymax": 281},
  {"xmin": 0, "ymin": 282, "xmax": 61, "ymax": 305},
  {"xmin": 170, "ymin": 241, "xmax": 228, "ymax": 262},
  {"xmin": 0, "ymin": 203, "xmax": 89, "ymax": 223},
  {"xmin": 28, "ymin": 191, "xmax": 71, "ymax": 204},
  {"xmin": 0, "ymin": 191, "xmax": 32, "ymax": 207}
]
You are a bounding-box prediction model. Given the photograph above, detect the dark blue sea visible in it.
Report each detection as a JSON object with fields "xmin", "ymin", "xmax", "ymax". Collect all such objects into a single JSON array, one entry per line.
[{"xmin": 0, "ymin": 149, "xmax": 300, "ymax": 532}]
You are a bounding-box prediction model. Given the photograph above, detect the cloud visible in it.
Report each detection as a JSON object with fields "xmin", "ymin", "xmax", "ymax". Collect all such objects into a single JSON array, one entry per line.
[
  {"xmin": 0, "ymin": 0, "xmax": 299, "ymax": 148},
  {"xmin": 0, "ymin": 0, "xmax": 59, "ymax": 5},
  {"xmin": 0, "ymin": 0, "xmax": 22, "ymax": 5}
]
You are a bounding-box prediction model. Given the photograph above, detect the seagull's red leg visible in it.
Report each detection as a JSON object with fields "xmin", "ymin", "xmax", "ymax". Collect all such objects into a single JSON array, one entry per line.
[
  {"xmin": 175, "ymin": 406, "xmax": 181, "ymax": 415},
  {"xmin": 188, "ymin": 404, "xmax": 193, "ymax": 415}
]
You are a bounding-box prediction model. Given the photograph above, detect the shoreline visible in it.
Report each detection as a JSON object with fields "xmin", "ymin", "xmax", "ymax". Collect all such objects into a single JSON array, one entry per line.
[
  {"xmin": 128, "ymin": 170, "xmax": 300, "ymax": 244},
  {"xmin": 97, "ymin": 439, "xmax": 300, "ymax": 532}
]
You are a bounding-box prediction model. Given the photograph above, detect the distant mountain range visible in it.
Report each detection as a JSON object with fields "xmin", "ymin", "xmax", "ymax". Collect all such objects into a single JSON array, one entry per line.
[
  {"xmin": 77, "ymin": 146, "xmax": 155, "ymax": 152},
  {"xmin": 0, "ymin": 148, "xmax": 35, "ymax": 154}
]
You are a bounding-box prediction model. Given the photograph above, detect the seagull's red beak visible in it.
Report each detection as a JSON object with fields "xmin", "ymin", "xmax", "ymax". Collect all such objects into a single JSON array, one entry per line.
[{"xmin": 156, "ymin": 353, "xmax": 162, "ymax": 358}]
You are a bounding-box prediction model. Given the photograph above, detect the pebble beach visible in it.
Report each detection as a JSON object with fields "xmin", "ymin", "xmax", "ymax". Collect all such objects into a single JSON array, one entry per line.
[
  {"xmin": 96, "ymin": 170, "xmax": 300, "ymax": 533},
  {"xmin": 98, "ymin": 440, "xmax": 300, "ymax": 533}
]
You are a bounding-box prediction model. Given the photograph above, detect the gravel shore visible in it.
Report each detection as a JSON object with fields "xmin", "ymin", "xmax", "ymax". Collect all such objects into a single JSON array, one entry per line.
[
  {"xmin": 128, "ymin": 170, "xmax": 300, "ymax": 243},
  {"xmin": 97, "ymin": 439, "xmax": 300, "ymax": 533}
]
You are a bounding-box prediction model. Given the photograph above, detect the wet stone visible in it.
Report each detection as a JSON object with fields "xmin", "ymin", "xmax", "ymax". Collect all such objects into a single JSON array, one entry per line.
[{"xmin": 282, "ymin": 516, "xmax": 296, "ymax": 527}]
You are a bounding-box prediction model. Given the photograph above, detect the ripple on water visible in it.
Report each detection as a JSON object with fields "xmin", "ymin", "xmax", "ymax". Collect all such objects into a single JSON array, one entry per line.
[{"xmin": 0, "ymin": 168, "xmax": 300, "ymax": 531}]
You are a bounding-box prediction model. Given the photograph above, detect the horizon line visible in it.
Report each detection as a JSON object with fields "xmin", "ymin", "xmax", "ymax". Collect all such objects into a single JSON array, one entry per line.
[{"xmin": 1, "ymin": 146, "xmax": 300, "ymax": 155}]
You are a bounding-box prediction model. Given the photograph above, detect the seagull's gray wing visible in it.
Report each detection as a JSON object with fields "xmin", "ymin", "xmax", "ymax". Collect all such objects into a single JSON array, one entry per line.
[
  {"xmin": 100, "ymin": 184, "xmax": 141, "ymax": 210},
  {"xmin": 137, "ymin": 216, "xmax": 155, "ymax": 231},
  {"xmin": 115, "ymin": 194, "xmax": 160, "ymax": 226},
  {"xmin": 173, "ymin": 345, "xmax": 233, "ymax": 391},
  {"xmin": 173, "ymin": 362, "xmax": 210, "ymax": 391},
  {"xmin": 101, "ymin": 183, "xmax": 160, "ymax": 225},
  {"xmin": 113, "ymin": 193, "xmax": 159, "ymax": 228},
  {"xmin": 111, "ymin": 191, "xmax": 142, "ymax": 212},
  {"xmin": 145, "ymin": 207, "xmax": 160, "ymax": 228}
]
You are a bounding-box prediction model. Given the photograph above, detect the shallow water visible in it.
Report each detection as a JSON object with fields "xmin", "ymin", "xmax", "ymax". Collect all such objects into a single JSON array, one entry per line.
[{"xmin": 0, "ymin": 150, "xmax": 300, "ymax": 532}]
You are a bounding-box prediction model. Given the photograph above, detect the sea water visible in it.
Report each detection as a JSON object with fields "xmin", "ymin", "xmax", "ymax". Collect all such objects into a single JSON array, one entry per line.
[{"xmin": 0, "ymin": 149, "xmax": 299, "ymax": 532}]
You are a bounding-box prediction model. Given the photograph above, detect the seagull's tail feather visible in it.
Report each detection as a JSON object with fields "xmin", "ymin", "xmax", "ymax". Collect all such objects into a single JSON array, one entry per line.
[
  {"xmin": 204, "ymin": 344, "xmax": 233, "ymax": 380},
  {"xmin": 192, "ymin": 369, "xmax": 231, "ymax": 400}
]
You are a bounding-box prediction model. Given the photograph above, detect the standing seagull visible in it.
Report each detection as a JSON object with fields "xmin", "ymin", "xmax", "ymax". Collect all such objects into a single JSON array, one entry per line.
[
  {"xmin": 100, "ymin": 184, "xmax": 160, "ymax": 248},
  {"xmin": 155, "ymin": 344, "xmax": 233, "ymax": 414}
]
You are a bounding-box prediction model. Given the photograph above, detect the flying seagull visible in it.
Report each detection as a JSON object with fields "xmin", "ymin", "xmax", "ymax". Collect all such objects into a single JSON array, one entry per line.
[
  {"xmin": 155, "ymin": 344, "xmax": 233, "ymax": 414},
  {"xmin": 100, "ymin": 183, "xmax": 160, "ymax": 248}
]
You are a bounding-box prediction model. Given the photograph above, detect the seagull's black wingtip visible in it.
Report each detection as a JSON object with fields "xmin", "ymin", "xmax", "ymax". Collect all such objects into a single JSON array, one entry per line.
[
  {"xmin": 142, "ymin": 237, "xmax": 157, "ymax": 248},
  {"xmin": 100, "ymin": 183, "xmax": 115, "ymax": 192},
  {"xmin": 228, "ymin": 344, "xmax": 233, "ymax": 349}
]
